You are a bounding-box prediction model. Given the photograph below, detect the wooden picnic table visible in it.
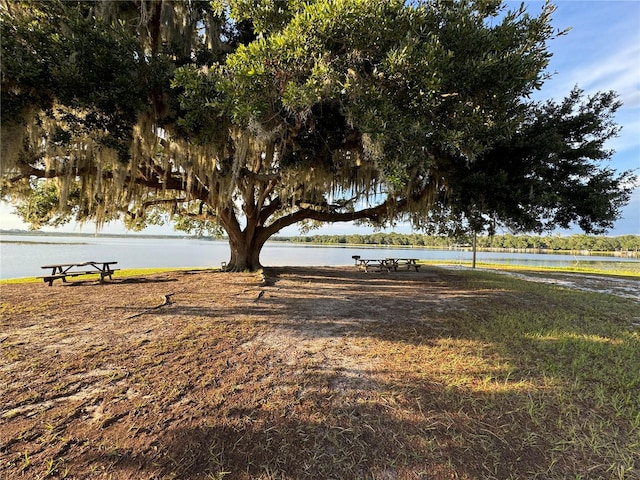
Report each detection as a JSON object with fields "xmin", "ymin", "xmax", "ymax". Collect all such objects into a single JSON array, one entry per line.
[
  {"xmin": 354, "ymin": 257, "xmax": 421, "ymax": 273},
  {"xmin": 393, "ymin": 258, "xmax": 421, "ymax": 272},
  {"xmin": 356, "ymin": 258, "xmax": 392, "ymax": 272},
  {"xmin": 38, "ymin": 261, "xmax": 119, "ymax": 286}
]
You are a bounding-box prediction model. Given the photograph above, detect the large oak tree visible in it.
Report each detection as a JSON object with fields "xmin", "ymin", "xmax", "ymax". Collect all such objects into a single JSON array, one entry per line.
[{"xmin": 1, "ymin": 0, "xmax": 633, "ymax": 270}]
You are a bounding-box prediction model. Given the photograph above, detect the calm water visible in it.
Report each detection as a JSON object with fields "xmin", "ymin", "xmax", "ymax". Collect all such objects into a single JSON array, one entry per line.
[{"xmin": 0, "ymin": 234, "xmax": 637, "ymax": 279}]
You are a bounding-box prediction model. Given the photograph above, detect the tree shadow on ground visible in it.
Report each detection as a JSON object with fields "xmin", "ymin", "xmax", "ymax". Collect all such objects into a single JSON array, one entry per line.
[
  {"xmin": 7, "ymin": 266, "xmax": 638, "ymax": 479},
  {"xmin": 83, "ymin": 364, "xmax": 547, "ymax": 479}
]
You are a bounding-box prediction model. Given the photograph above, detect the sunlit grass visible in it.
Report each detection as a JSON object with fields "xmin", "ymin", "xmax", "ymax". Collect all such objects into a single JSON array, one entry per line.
[
  {"xmin": 423, "ymin": 259, "xmax": 640, "ymax": 277},
  {"xmin": 358, "ymin": 268, "xmax": 640, "ymax": 478},
  {"xmin": 0, "ymin": 267, "xmax": 216, "ymax": 285}
]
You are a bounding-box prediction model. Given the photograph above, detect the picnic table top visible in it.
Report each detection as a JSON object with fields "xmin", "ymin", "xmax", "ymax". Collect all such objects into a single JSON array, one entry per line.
[
  {"xmin": 356, "ymin": 258, "xmax": 418, "ymax": 262},
  {"xmin": 41, "ymin": 261, "xmax": 118, "ymax": 269}
]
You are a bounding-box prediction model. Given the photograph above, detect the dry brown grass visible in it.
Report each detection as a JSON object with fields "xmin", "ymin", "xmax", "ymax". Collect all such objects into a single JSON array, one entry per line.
[{"xmin": 1, "ymin": 266, "xmax": 638, "ymax": 479}]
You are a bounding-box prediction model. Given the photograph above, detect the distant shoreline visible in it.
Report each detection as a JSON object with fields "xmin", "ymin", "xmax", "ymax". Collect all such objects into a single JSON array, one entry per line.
[
  {"xmin": 1, "ymin": 229, "xmax": 638, "ymax": 258},
  {"xmin": 0, "ymin": 229, "xmax": 186, "ymax": 240}
]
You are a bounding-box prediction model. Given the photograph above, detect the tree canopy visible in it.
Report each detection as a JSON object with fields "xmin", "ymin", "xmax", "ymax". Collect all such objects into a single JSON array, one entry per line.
[{"xmin": 1, "ymin": 0, "xmax": 634, "ymax": 270}]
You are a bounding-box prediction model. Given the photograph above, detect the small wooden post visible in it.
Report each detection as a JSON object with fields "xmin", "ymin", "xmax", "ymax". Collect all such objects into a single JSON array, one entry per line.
[{"xmin": 472, "ymin": 231, "xmax": 477, "ymax": 269}]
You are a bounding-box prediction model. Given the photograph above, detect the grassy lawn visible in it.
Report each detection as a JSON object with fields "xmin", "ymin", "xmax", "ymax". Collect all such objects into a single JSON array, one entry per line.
[
  {"xmin": 423, "ymin": 260, "xmax": 640, "ymax": 278},
  {"xmin": 1, "ymin": 266, "xmax": 638, "ymax": 479},
  {"xmin": 404, "ymin": 270, "xmax": 640, "ymax": 478}
]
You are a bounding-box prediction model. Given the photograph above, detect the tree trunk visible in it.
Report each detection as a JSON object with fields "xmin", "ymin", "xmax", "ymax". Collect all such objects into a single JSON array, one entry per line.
[{"xmin": 226, "ymin": 229, "xmax": 268, "ymax": 272}]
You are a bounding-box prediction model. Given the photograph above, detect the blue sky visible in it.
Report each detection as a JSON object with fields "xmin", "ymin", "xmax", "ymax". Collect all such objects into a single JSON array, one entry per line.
[
  {"xmin": 1, "ymin": 0, "xmax": 638, "ymax": 236},
  {"xmin": 521, "ymin": 0, "xmax": 640, "ymax": 235}
]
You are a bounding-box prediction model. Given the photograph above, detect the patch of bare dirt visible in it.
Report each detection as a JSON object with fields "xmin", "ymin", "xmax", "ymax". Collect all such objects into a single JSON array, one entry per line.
[{"xmin": 0, "ymin": 267, "xmax": 480, "ymax": 479}]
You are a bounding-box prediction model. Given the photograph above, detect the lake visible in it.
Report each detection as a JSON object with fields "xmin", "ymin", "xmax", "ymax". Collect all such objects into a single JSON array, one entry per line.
[{"xmin": 1, "ymin": 234, "xmax": 638, "ymax": 279}]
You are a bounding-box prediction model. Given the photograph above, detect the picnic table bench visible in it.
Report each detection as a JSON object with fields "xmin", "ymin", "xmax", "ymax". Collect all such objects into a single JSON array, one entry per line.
[
  {"xmin": 352, "ymin": 256, "xmax": 421, "ymax": 273},
  {"xmin": 355, "ymin": 258, "xmax": 394, "ymax": 272},
  {"xmin": 38, "ymin": 261, "xmax": 119, "ymax": 286},
  {"xmin": 393, "ymin": 258, "xmax": 422, "ymax": 272}
]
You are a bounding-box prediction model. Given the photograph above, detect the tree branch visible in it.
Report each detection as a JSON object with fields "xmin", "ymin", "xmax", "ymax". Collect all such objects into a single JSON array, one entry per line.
[
  {"xmin": 261, "ymin": 199, "xmax": 403, "ymax": 239},
  {"xmin": 8, "ymin": 160, "xmax": 212, "ymax": 203}
]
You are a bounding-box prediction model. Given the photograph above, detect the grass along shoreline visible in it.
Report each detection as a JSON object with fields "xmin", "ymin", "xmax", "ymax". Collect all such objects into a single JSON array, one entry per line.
[
  {"xmin": 428, "ymin": 260, "xmax": 640, "ymax": 278},
  {"xmin": 0, "ymin": 267, "xmax": 207, "ymax": 284},
  {"xmin": 1, "ymin": 260, "xmax": 639, "ymax": 285}
]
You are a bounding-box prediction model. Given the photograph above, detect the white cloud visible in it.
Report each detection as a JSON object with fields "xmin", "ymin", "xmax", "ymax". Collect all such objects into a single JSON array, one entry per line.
[
  {"xmin": 565, "ymin": 44, "xmax": 640, "ymax": 107},
  {"xmin": 609, "ymin": 116, "xmax": 640, "ymax": 155},
  {"xmin": 534, "ymin": 1, "xmax": 640, "ymax": 107},
  {"xmin": 525, "ymin": 0, "xmax": 640, "ymax": 180}
]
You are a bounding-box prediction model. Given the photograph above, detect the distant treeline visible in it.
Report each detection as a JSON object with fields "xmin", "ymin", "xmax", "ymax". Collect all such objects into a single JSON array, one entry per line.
[{"xmin": 272, "ymin": 233, "xmax": 640, "ymax": 252}]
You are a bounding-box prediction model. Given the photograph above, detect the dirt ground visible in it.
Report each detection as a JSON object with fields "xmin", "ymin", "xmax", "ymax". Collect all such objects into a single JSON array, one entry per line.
[{"xmin": 1, "ymin": 266, "xmax": 638, "ymax": 479}]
